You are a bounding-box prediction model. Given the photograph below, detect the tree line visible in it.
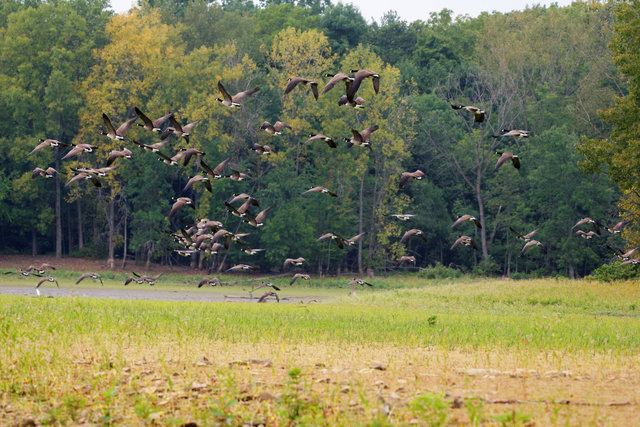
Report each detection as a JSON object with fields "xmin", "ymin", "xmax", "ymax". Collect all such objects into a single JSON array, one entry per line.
[{"xmin": 0, "ymin": 0, "xmax": 631, "ymax": 278}]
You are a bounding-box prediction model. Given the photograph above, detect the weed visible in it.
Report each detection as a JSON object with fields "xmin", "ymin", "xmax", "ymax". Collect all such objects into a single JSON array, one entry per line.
[
  {"xmin": 493, "ymin": 409, "xmax": 532, "ymax": 426},
  {"xmin": 410, "ymin": 392, "xmax": 449, "ymax": 426}
]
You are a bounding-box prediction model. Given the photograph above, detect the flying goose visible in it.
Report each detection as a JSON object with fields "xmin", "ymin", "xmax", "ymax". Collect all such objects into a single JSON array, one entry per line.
[
  {"xmin": 390, "ymin": 214, "xmax": 415, "ymax": 220},
  {"xmin": 156, "ymin": 150, "xmax": 179, "ymax": 165},
  {"xmin": 399, "ymin": 170, "xmax": 424, "ymax": 188},
  {"xmin": 344, "ymin": 232, "xmax": 365, "ymax": 246},
  {"xmin": 66, "ymin": 172, "xmax": 102, "ymax": 187},
  {"xmin": 133, "ymin": 272, "xmax": 163, "ymax": 285},
  {"xmin": 260, "ymin": 121, "xmax": 291, "ymax": 135},
  {"xmin": 162, "ymin": 116, "xmax": 201, "ymax": 142},
  {"xmin": 451, "ymin": 214, "xmax": 482, "ymax": 229},
  {"xmin": 284, "ymin": 77, "xmax": 319, "ymax": 100},
  {"xmin": 216, "ymin": 81, "xmax": 260, "ymax": 108},
  {"xmin": 246, "ymin": 206, "xmax": 272, "ymax": 227},
  {"xmin": 283, "ymin": 257, "xmax": 306, "ymax": 268},
  {"xmin": 76, "ymin": 273, "xmax": 103, "ymax": 286},
  {"xmin": 228, "ymin": 193, "xmax": 259, "ymax": 205},
  {"xmin": 400, "ymin": 229, "xmax": 427, "ymax": 243},
  {"xmin": 338, "ymin": 93, "xmax": 365, "ymax": 109},
  {"xmin": 492, "ymin": 129, "xmax": 531, "ymax": 138},
  {"xmin": 131, "ymin": 139, "xmax": 168, "ymax": 153},
  {"xmin": 509, "ymin": 227, "xmax": 539, "ymax": 242},
  {"xmin": 226, "ymin": 264, "xmax": 258, "ymax": 272},
  {"xmin": 31, "ymin": 167, "xmax": 57, "ymax": 178},
  {"xmin": 229, "ymin": 169, "xmax": 249, "ymax": 181},
  {"xmin": 317, "ymin": 233, "xmax": 345, "ymax": 249},
  {"xmin": 124, "ymin": 276, "xmax": 146, "ymax": 285},
  {"xmin": 348, "ymin": 69, "xmax": 380, "ymax": 98},
  {"xmin": 172, "ymin": 148, "xmax": 205, "ymax": 166},
  {"xmin": 201, "ymin": 157, "xmax": 231, "ymax": 179},
  {"xmin": 169, "ymin": 197, "xmax": 194, "ymax": 218},
  {"xmin": 345, "ymin": 125, "xmax": 378, "ymax": 149},
  {"xmin": 106, "ymin": 148, "xmax": 132, "ymax": 166},
  {"xmin": 575, "ymin": 230, "xmax": 598, "ymax": 239},
  {"xmin": 198, "ymin": 277, "xmax": 221, "ymax": 288},
  {"xmin": 252, "ymin": 143, "xmax": 271, "ymax": 155},
  {"xmin": 303, "ymin": 186, "xmax": 337, "ymax": 197},
  {"xmin": 134, "ymin": 107, "xmax": 173, "ymax": 132},
  {"xmin": 183, "ymin": 175, "xmax": 211, "ymax": 192},
  {"xmin": 241, "ymin": 247, "xmax": 265, "ymax": 255},
  {"xmin": 252, "ymin": 281, "xmax": 281, "ymax": 292},
  {"xmin": 520, "ymin": 240, "xmax": 546, "ymax": 255},
  {"xmin": 450, "ymin": 235, "xmax": 479, "ymax": 250},
  {"xmin": 398, "ymin": 256, "xmax": 416, "ymax": 265},
  {"xmin": 100, "ymin": 113, "xmax": 137, "ymax": 140},
  {"xmin": 73, "ymin": 166, "xmax": 116, "ymax": 177},
  {"xmin": 62, "ymin": 143, "xmax": 97, "ymax": 160},
  {"xmin": 27, "ymin": 263, "xmax": 56, "ymax": 275},
  {"xmin": 36, "ymin": 276, "xmax": 59, "ymax": 295},
  {"xmin": 606, "ymin": 220, "xmax": 630, "ymax": 234},
  {"xmin": 619, "ymin": 257, "xmax": 640, "ymax": 266},
  {"xmin": 451, "ymin": 104, "xmax": 485, "ymax": 122},
  {"xmin": 572, "ymin": 218, "xmax": 601, "ymax": 235},
  {"xmin": 3, "ymin": 268, "xmax": 39, "ymax": 277},
  {"xmin": 29, "ymin": 139, "xmax": 69, "ymax": 155},
  {"xmin": 306, "ymin": 134, "xmax": 337, "ymax": 148},
  {"xmin": 322, "ymin": 72, "xmax": 353, "ymax": 94},
  {"xmin": 347, "ymin": 278, "xmax": 373, "ymax": 287},
  {"xmin": 257, "ymin": 291, "xmax": 279, "ymax": 303},
  {"xmin": 494, "ymin": 151, "xmax": 520, "ymax": 170},
  {"xmin": 290, "ymin": 273, "xmax": 311, "ymax": 286}
]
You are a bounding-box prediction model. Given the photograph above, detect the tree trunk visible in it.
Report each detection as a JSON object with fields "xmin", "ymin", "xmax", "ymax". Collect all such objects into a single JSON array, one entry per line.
[
  {"xmin": 31, "ymin": 229, "xmax": 37, "ymax": 256},
  {"xmin": 475, "ymin": 179, "xmax": 489, "ymax": 261},
  {"xmin": 121, "ymin": 212, "xmax": 127, "ymax": 270},
  {"xmin": 77, "ymin": 199, "xmax": 83, "ymax": 250},
  {"xmin": 107, "ymin": 198, "xmax": 115, "ymax": 269},
  {"xmin": 357, "ymin": 171, "xmax": 365, "ymax": 275},
  {"xmin": 55, "ymin": 150, "xmax": 62, "ymax": 258}
]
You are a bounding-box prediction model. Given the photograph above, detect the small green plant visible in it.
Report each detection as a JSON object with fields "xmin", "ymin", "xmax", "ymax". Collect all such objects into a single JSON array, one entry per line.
[
  {"xmin": 464, "ymin": 397, "xmax": 484, "ymax": 426},
  {"xmin": 427, "ymin": 315, "xmax": 437, "ymax": 326},
  {"xmin": 62, "ymin": 394, "xmax": 87, "ymax": 422},
  {"xmin": 493, "ymin": 409, "xmax": 532, "ymax": 426},
  {"xmin": 99, "ymin": 386, "xmax": 119, "ymax": 424},
  {"xmin": 410, "ymin": 392, "xmax": 449, "ymax": 426},
  {"xmin": 134, "ymin": 398, "xmax": 159, "ymax": 422}
]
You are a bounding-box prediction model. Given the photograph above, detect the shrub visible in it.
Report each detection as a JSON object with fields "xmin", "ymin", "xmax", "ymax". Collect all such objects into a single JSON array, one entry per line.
[
  {"xmin": 418, "ymin": 263, "xmax": 462, "ymax": 279},
  {"xmin": 591, "ymin": 261, "xmax": 640, "ymax": 282}
]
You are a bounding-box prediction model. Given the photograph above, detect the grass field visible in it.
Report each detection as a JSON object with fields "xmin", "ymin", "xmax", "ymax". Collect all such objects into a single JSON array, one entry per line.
[{"xmin": 1, "ymin": 274, "xmax": 639, "ymax": 425}]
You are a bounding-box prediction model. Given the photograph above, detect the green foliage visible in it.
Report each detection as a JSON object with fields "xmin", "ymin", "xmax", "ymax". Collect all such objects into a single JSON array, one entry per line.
[
  {"xmin": 410, "ymin": 392, "xmax": 449, "ymax": 426},
  {"xmin": 591, "ymin": 261, "xmax": 640, "ymax": 282},
  {"xmin": 418, "ymin": 263, "xmax": 462, "ymax": 280}
]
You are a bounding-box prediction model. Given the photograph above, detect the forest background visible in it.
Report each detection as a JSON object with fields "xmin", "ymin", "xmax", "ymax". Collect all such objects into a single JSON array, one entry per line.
[{"xmin": 1, "ymin": 0, "xmax": 638, "ymax": 279}]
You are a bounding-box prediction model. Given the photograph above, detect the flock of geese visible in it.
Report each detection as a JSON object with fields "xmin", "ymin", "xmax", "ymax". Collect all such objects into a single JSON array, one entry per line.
[{"xmin": 16, "ymin": 64, "xmax": 636, "ymax": 298}]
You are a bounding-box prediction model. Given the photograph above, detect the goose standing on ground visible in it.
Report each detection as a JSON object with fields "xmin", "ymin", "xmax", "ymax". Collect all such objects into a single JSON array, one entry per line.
[
  {"xmin": 198, "ymin": 277, "xmax": 221, "ymax": 288},
  {"xmin": 290, "ymin": 273, "xmax": 311, "ymax": 286},
  {"xmin": 494, "ymin": 151, "xmax": 520, "ymax": 170},
  {"xmin": 302, "ymin": 186, "xmax": 337, "ymax": 197},
  {"xmin": 76, "ymin": 273, "xmax": 103, "ymax": 286},
  {"xmin": 451, "ymin": 214, "xmax": 482, "ymax": 230},
  {"xmin": 169, "ymin": 197, "xmax": 194, "ymax": 218},
  {"xmin": 29, "ymin": 139, "xmax": 69, "ymax": 155},
  {"xmin": 521, "ymin": 239, "xmax": 546, "ymax": 255},
  {"xmin": 400, "ymin": 229, "xmax": 427, "ymax": 243},
  {"xmin": 32, "ymin": 167, "xmax": 57, "ymax": 178},
  {"xmin": 260, "ymin": 121, "xmax": 291, "ymax": 135},
  {"xmin": 306, "ymin": 134, "xmax": 337, "ymax": 148},
  {"xmin": 100, "ymin": 113, "xmax": 137, "ymax": 140},
  {"xmin": 451, "ymin": 104, "xmax": 485, "ymax": 122},
  {"xmin": 450, "ymin": 235, "xmax": 479, "ymax": 250},
  {"xmin": 284, "ymin": 77, "xmax": 319, "ymax": 100},
  {"xmin": 399, "ymin": 170, "xmax": 424, "ymax": 188},
  {"xmin": 216, "ymin": 81, "xmax": 260, "ymax": 108},
  {"xmin": 348, "ymin": 69, "xmax": 380, "ymax": 98},
  {"xmin": 134, "ymin": 107, "xmax": 173, "ymax": 132},
  {"xmin": 345, "ymin": 125, "xmax": 378, "ymax": 150}
]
